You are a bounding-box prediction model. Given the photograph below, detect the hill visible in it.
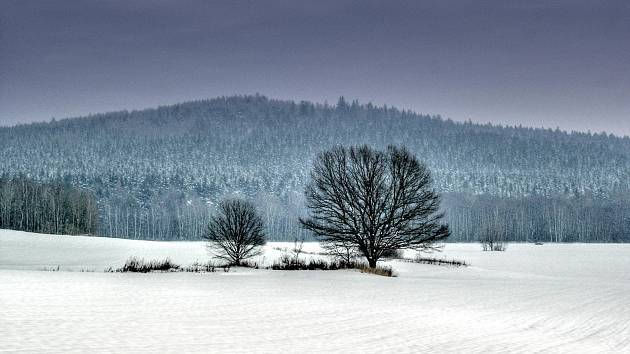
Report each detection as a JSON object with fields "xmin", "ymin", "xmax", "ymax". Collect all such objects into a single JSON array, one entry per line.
[{"xmin": 1, "ymin": 95, "xmax": 629, "ymax": 241}]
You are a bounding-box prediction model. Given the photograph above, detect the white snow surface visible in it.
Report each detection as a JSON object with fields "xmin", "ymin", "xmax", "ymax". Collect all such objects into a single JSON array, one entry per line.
[{"xmin": 1, "ymin": 229, "xmax": 630, "ymax": 353}]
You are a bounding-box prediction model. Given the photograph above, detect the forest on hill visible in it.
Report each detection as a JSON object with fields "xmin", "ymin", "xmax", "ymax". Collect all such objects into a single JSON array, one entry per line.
[{"xmin": 1, "ymin": 95, "xmax": 629, "ymax": 242}]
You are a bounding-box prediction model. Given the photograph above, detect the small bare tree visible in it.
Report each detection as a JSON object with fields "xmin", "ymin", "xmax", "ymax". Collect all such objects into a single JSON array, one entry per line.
[
  {"xmin": 480, "ymin": 226, "xmax": 507, "ymax": 251},
  {"xmin": 291, "ymin": 238, "xmax": 305, "ymax": 263},
  {"xmin": 205, "ymin": 199, "xmax": 266, "ymax": 266},
  {"xmin": 479, "ymin": 207, "xmax": 507, "ymax": 251},
  {"xmin": 279, "ymin": 237, "xmax": 305, "ymax": 267},
  {"xmin": 321, "ymin": 240, "xmax": 359, "ymax": 263},
  {"xmin": 300, "ymin": 145, "xmax": 450, "ymax": 268}
]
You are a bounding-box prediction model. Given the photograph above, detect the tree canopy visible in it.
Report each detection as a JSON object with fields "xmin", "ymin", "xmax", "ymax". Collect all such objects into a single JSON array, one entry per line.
[
  {"xmin": 300, "ymin": 145, "xmax": 449, "ymax": 267},
  {"xmin": 205, "ymin": 199, "xmax": 266, "ymax": 266}
]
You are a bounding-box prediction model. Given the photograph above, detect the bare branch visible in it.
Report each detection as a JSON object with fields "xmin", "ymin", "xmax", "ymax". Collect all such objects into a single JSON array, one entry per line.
[
  {"xmin": 300, "ymin": 145, "xmax": 450, "ymax": 267},
  {"xmin": 205, "ymin": 199, "xmax": 266, "ymax": 266}
]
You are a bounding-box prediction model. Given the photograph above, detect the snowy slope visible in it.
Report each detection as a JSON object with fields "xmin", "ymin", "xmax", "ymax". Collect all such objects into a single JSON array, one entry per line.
[
  {"xmin": 0, "ymin": 230, "xmax": 322, "ymax": 271},
  {"xmin": 1, "ymin": 230, "xmax": 629, "ymax": 353}
]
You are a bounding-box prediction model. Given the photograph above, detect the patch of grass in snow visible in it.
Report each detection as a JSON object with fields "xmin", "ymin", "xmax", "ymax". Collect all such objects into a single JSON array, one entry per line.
[
  {"xmin": 236, "ymin": 259, "xmax": 260, "ymax": 269},
  {"xmin": 269, "ymin": 254, "xmax": 362, "ymax": 271},
  {"xmin": 109, "ymin": 258, "xmax": 231, "ymax": 273},
  {"xmin": 402, "ymin": 256, "xmax": 468, "ymax": 267},
  {"xmin": 114, "ymin": 257, "xmax": 181, "ymax": 273},
  {"xmin": 40, "ymin": 265, "xmax": 61, "ymax": 272},
  {"xmin": 359, "ymin": 264, "xmax": 397, "ymax": 277},
  {"xmin": 268, "ymin": 256, "xmax": 396, "ymax": 276},
  {"xmin": 109, "ymin": 256, "xmax": 397, "ymax": 277},
  {"xmin": 183, "ymin": 261, "xmax": 231, "ymax": 273}
]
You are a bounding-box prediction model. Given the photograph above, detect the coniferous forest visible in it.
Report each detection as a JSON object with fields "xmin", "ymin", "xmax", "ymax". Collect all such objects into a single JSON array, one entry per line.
[{"xmin": 1, "ymin": 95, "xmax": 629, "ymax": 242}]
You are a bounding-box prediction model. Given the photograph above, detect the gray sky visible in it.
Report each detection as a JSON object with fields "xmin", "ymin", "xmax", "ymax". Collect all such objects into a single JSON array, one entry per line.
[{"xmin": 1, "ymin": 0, "xmax": 629, "ymax": 135}]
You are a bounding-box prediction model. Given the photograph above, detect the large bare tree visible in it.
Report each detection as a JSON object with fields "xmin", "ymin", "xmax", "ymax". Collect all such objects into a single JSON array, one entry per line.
[
  {"xmin": 205, "ymin": 199, "xmax": 266, "ymax": 266},
  {"xmin": 300, "ymin": 145, "xmax": 449, "ymax": 268}
]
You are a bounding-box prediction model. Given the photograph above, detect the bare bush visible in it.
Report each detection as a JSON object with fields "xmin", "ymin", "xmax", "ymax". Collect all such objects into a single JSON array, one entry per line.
[
  {"xmin": 270, "ymin": 258, "xmax": 362, "ymax": 271},
  {"xmin": 116, "ymin": 257, "xmax": 180, "ymax": 273},
  {"xmin": 322, "ymin": 240, "xmax": 360, "ymax": 263},
  {"xmin": 183, "ymin": 261, "xmax": 231, "ymax": 272},
  {"xmin": 359, "ymin": 264, "xmax": 396, "ymax": 277},
  {"xmin": 405, "ymin": 256, "xmax": 468, "ymax": 267},
  {"xmin": 290, "ymin": 238, "xmax": 305, "ymax": 264},
  {"xmin": 480, "ymin": 229, "xmax": 508, "ymax": 251}
]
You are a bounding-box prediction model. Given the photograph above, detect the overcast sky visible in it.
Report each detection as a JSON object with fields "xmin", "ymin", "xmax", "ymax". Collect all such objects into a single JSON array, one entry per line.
[{"xmin": 1, "ymin": 0, "xmax": 629, "ymax": 135}]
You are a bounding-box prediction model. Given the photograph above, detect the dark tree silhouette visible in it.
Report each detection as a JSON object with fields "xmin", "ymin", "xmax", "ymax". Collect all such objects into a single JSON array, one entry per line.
[
  {"xmin": 300, "ymin": 145, "xmax": 450, "ymax": 268},
  {"xmin": 205, "ymin": 199, "xmax": 266, "ymax": 266}
]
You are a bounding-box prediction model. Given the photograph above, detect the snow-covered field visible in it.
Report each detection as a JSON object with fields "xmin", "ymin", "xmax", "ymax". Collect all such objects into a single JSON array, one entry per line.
[{"xmin": 1, "ymin": 230, "xmax": 629, "ymax": 353}]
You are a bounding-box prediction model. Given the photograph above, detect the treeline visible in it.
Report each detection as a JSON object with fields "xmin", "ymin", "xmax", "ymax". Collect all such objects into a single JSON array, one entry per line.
[
  {"xmin": 0, "ymin": 175, "xmax": 98, "ymax": 235},
  {"xmin": 100, "ymin": 191, "xmax": 307, "ymax": 240},
  {"xmin": 444, "ymin": 193, "xmax": 630, "ymax": 243},
  {"xmin": 98, "ymin": 190, "xmax": 630, "ymax": 242}
]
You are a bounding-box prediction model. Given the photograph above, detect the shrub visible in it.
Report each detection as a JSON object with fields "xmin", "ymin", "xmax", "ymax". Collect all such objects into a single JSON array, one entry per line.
[
  {"xmin": 116, "ymin": 257, "xmax": 180, "ymax": 273},
  {"xmin": 237, "ymin": 259, "xmax": 259, "ymax": 269},
  {"xmin": 481, "ymin": 240, "xmax": 507, "ymax": 251},
  {"xmin": 268, "ymin": 257, "xmax": 396, "ymax": 276},
  {"xmin": 359, "ymin": 264, "xmax": 396, "ymax": 277},
  {"xmin": 321, "ymin": 241, "xmax": 360, "ymax": 263},
  {"xmin": 480, "ymin": 228, "xmax": 508, "ymax": 251},
  {"xmin": 112, "ymin": 258, "xmax": 234, "ymax": 273},
  {"xmin": 41, "ymin": 265, "xmax": 61, "ymax": 272},
  {"xmin": 405, "ymin": 256, "xmax": 468, "ymax": 267},
  {"xmin": 183, "ymin": 261, "xmax": 229, "ymax": 272},
  {"xmin": 269, "ymin": 257, "xmax": 362, "ymax": 271}
]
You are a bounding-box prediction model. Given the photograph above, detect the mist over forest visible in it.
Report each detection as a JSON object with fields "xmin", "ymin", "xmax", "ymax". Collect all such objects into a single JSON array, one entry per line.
[{"xmin": 2, "ymin": 95, "xmax": 629, "ymax": 242}]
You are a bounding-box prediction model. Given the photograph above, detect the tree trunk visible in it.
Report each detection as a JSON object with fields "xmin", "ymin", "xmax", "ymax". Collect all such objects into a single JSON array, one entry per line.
[{"xmin": 367, "ymin": 257, "xmax": 377, "ymax": 268}]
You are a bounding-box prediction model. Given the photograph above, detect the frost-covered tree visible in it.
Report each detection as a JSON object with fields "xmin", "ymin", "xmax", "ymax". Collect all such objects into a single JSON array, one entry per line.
[
  {"xmin": 300, "ymin": 145, "xmax": 450, "ymax": 268},
  {"xmin": 205, "ymin": 199, "xmax": 266, "ymax": 266},
  {"xmin": 2, "ymin": 95, "xmax": 630, "ymax": 242}
]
